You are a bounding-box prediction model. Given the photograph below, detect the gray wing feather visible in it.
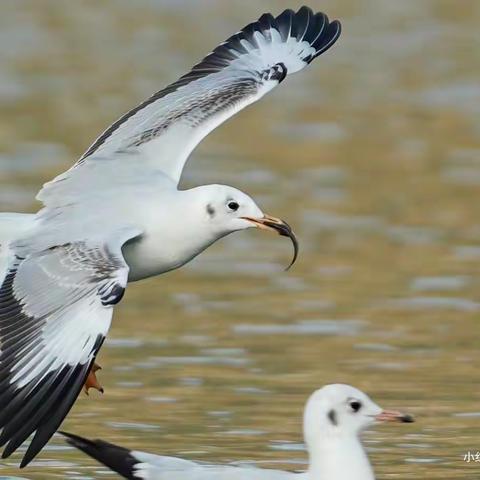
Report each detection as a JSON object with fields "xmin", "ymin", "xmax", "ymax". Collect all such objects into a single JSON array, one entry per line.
[{"xmin": 37, "ymin": 7, "xmax": 341, "ymax": 209}]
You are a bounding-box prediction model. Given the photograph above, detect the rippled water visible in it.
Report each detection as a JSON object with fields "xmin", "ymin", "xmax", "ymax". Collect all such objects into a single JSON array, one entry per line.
[{"xmin": 0, "ymin": 1, "xmax": 479, "ymax": 479}]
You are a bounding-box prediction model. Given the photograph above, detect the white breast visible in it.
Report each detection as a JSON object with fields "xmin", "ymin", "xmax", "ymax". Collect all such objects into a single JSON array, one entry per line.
[
  {"xmin": 123, "ymin": 230, "xmax": 216, "ymax": 282},
  {"xmin": 121, "ymin": 194, "xmax": 219, "ymax": 282}
]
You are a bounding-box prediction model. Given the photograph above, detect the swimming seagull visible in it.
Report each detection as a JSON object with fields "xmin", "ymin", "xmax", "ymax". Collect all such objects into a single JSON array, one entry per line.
[
  {"xmin": 61, "ymin": 384, "xmax": 414, "ymax": 480},
  {"xmin": 0, "ymin": 6, "xmax": 341, "ymax": 466}
]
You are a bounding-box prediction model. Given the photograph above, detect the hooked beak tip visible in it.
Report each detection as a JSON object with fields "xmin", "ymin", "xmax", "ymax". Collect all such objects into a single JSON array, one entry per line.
[{"xmin": 242, "ymin": 215, "xmax": 299, "ymax": 270}]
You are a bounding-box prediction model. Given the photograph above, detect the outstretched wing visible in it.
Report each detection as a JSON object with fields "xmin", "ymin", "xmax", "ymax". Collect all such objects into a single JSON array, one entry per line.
[
  {"xmin": 61, "ymin": 431, "xmax": 197, "ymax": 480},
  {"xmin": 0, "ymin": 231, "xmax": 139, "ymax": 467},
  {"xmin": 38, "ymin": 6, "xmax": 341, "ymax": 206}
]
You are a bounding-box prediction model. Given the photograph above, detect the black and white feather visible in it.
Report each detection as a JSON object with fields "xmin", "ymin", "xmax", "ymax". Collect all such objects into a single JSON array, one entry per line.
[
  {"xmin": 62, "ymin": 432, "xmax": 143, "ymax": 480},
  {"xmin": 61, "ymin": 432, "xmax": 294, "ymax": 480},
  {"xmin": 0, "ymin": 6, "xmax": 341, "ymax": 467},
  {"xmin": 40, "ymin": 6, "xmax": 341, "ymax": 205},
  {"xmin": 0, "ymin": 229, "xmax": 140, "ymax": 467}
]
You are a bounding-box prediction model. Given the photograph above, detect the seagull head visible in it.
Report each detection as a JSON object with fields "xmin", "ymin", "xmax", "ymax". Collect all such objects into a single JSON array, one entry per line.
[
  {"xmin": 194, "ymin": 184, "xmax": 298, "ymax": 269},
  {"xmin": 303, "ymin": 384, "xmax": 414, "ymax": 446}
]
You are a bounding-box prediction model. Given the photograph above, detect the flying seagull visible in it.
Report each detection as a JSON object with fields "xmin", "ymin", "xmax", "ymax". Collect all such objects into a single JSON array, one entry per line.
[
  {"xmin": 0, "ymin": 6, "xmax": 341, "ymax": 466},
  {"xmin": 61, "ymin": 384, "xmax": 414, "ymax": 480}
]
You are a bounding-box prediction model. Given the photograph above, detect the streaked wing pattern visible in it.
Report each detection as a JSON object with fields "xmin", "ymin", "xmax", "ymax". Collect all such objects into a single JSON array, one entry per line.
[
  {"xmin": 39, "ymin": 6, "xmax": 341, "ymax": 209},
  {"xmin": 0, "ymin": 240, "xmax": 131, "ymax": 467}
]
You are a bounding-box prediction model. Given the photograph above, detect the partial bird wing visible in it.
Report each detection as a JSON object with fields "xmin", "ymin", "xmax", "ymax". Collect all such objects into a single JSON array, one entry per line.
[
  {"xmin": 61, "ymin": 431, "xmax": 198, "ymax": 480},
  {"xmin": 0, "ymin": 213, "xmax": 35, "ymax": 288},
  {"xmin": 61, "ymin": 432, "xmax": 301, "ymax": 480},
  {"xmin": 0, "ymin": 228, "xmax": 141, "ymax": 467},
  {"xmin": 38, "ymin": 6, "xmax": 341, "ymax": 206}
]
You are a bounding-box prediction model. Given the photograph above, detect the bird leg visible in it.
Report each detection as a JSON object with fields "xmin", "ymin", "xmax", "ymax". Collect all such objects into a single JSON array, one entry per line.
[{"xmin": 84, "ymin": 362, "xmax": 104, "ymax": 395}]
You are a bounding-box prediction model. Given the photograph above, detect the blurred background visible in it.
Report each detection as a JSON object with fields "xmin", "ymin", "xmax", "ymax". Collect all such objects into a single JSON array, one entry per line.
[{"xmin": 0, "ymin": 0, "xmax": 479, "ymax": 478}]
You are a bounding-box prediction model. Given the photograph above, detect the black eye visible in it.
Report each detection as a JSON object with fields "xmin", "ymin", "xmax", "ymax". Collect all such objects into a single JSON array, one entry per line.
[
  {"xmin": 350, "ymin": 400, "xmax": 362, "ymax": 413},
  {"xmin": 227, "ymin": 201, "xmax": 239, "ymax": 212}
]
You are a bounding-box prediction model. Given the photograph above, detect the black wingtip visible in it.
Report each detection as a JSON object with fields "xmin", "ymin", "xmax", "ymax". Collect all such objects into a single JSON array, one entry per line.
[
  {"xmin": 61, "ymin": 431, "xmax": 138, "ymax": 480},
  {"xmin": 222, "ymin": 6, "xmax": 341, "ymax": 69},
  {"xmin": 15, "ymin": 359, "xmax": 94, "ymax": 468},
  {"xmin": 60, "ymin": 430, "xmax": 95, "ymax": 450},
  {"xmin": 267, "ymin": 7, "xmax": 341, "ymax": 64},
  {"xmin": 0, "ymin": 326, "xmax": 105, "ymax": 468},
  {"xmin": 315, "ymin": 19, "xmax": 342, "ymax": 58}
]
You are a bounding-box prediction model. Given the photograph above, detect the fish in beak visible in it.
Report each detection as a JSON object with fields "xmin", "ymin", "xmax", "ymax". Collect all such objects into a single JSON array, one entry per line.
[
  {"xmin": 242, "ymin": 214, "xmax": 298, "ymax": 270},
  {"xmin": 375, "ymin": 410, "xmax": 414, "ymax": 423}
]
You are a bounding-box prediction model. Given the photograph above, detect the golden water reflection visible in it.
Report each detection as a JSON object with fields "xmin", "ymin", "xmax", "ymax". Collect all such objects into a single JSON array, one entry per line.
[{"xmin": 0, "ymin": 1, "xmax": 479, "ymax": 479}]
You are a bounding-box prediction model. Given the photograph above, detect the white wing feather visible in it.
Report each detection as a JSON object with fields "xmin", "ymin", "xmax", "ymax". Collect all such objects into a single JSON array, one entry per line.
[
  {"xmin": 38, "ymin": 7, "xmax": 341, "ymax": 209},
  {"xmin": 0, "ymin": 8, "xmax": 341, "ymax": 468},
  {"xmin": 0, "ymin": 227, "xmax": 141, "ymax": 466}
]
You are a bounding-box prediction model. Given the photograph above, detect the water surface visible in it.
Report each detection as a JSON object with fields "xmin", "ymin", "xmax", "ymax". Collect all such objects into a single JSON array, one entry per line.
[{"xmin": 0, "ymin": 1, "xmax": 479, "ymax": 479}]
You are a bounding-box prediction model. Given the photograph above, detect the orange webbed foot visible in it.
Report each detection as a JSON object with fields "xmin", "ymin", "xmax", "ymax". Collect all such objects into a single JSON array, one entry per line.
[{"xmin": 84, "ymin": 362, "xmax": 104, "ymax": 395}]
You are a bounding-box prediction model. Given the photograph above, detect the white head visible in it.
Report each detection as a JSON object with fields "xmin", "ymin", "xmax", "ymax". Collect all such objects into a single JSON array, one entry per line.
[
  {"xmin": 303, "ymin": 384, "xmax": 413, "ymax": 479},
  {"xmin": 185, "ymin": 184, "xmax": 298, "ymax": 268},
  {"xmin": 193, "ymin": 184, "xmax": 263, "ymax": 233},
  {"xmin": 304, "ymin": 384, "xmax": 413, "ymax": 444}
]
